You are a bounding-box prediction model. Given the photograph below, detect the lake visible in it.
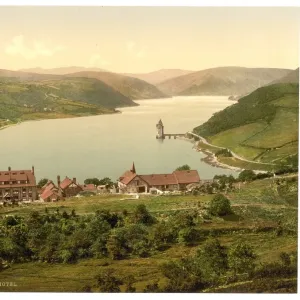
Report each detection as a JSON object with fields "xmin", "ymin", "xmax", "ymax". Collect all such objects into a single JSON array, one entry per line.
[{"xmin": 0, "ymin": 96, "xmax": 238, "ymax": 182}]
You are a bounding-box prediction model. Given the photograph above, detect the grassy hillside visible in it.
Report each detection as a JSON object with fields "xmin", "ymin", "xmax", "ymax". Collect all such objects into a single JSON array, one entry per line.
[
  {"xmin": 67, "ymin": 71, "xmax": 167, "ymax": 100},
  {"xmin": 0, "ymin": 69, "xmax": 62, "ymax": 81},
  {"xmin": 0, "ymin": 77, "xmax": 138, "ymax": 125},
  {"xmin": 193, "ymin": 83, "xmax": 299, "ymax": 165},
  {"xmin": 0, "ymin": 177, "xmax": 297, "ymax": 292},
  {"xmin": 157, "ymin": 67, "xmax": 291, "ymax": 96}
]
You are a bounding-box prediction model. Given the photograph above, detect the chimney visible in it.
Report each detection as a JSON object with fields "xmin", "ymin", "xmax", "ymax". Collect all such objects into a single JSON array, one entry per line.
[
  {"xmin": 8, "ymin": 166, "xmax": 11, "ymax": 171},
  {"xmin": 32, "ymin": 166, "xmax": 35, "ymax": 175},
  {"xmin": 57, "ymin": 175, "xmax": 61, "ymax": 187},
  {"xmin": 73, "ymin": 177, "xmax": 76, "ymax": 184}
]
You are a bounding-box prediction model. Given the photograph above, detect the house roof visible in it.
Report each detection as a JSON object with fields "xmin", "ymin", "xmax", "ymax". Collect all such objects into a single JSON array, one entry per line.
[
  {"xmin": 41, "ymin": 180, "xmax": 57, "ymax": 192},
  {"xmin": 60, "ymin": 177, "xmax": 73, "ymax": 189},
  {"xmin": 120, "ymin": 172, "xmax": 137, "ymax": 185},
  {"xmin": 119, "ymin": 166, "xmax": 200, "ymax": 187},
  {"xmin": 40, "ymin": 188, "xmax": 58, "ymax": 200},
  {"xmin": 140, "ymin": 174, "xmax": 178, "ymax": 186},
  {"xmin": 173, "ymin": 170, "xmax": 200, "ymax": 184},
  {"xmin": 0, "ymin": 169, "xmax": 36, "ymax": 187}
]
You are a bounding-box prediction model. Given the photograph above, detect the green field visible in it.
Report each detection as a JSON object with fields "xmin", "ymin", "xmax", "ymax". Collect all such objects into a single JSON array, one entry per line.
[
  {"xmin": 0, "ymin": 177, "xmax": 297, "ymax": 292},
  {"xmin": 218, "ymin": 157, "xmax": 277, "ymax": 172},
  {"xmin": 0, "ymin": 194, "xmax": 213, "ymax": 217},
  {"xmin": 259, "ymin": 142, "xmax": 299, "ymax": 163},
  {"xmin": 243, "ymin": 108, "xmax": 298, "ymax": 149},
  {"xmin": 0, "ymin": 232, "xmax": 296, "ymax": 293}
]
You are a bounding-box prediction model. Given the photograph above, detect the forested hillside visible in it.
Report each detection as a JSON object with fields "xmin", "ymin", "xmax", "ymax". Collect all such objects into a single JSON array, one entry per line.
[
  {"xmin": 193, "ymin": 83, "xmax": 299, "ymax": 164},
  {"xmin": 0, "ymin": 77, "xmax": 136, "ymax": 124}
]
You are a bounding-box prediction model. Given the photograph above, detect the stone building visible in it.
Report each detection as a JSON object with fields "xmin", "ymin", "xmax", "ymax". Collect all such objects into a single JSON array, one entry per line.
[
  {"xmin": 0, "ymin": 166, "xmax": 37, "ymax": 202},
  {"xmin": 156, "ymin": 119, "xmax": 165, "ymax": 139},
  {"xmin": 118, "ymin": 163, "xmax": 200, "ymax": 194}
]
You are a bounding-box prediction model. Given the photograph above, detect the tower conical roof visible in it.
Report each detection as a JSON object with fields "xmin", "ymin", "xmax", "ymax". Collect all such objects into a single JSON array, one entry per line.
[
  {"xmin": 158, "ymin": 119, "xmax": 163, "ymax": 125},
  {"xmin": 130, "ymin": 162, "xmax": 136, "ymax": 174}
]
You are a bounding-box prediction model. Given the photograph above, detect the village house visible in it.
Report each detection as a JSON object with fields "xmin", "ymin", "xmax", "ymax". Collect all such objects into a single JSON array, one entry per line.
[
  {"xmin": 0, "ymin": 166, "xmax": 37, "ymax": 202},
  {"xmin": 39, "ymin": 180, "xmax": 60, "ymax": 202},
  {"xmin": 118, "ymin": 163, "xmax": 201, "ymax": 194},
  {"xmin": 40, "ymin": 175, "xmax": 83, "ymax": 201}
]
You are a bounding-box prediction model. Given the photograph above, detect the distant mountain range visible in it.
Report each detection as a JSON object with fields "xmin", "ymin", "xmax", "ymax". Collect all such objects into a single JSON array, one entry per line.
[
  {"xmin": 157, "ymin": 67, "xmax": 293, "ymax": 96},
  {"xmin": 123, "ymin": 69, "xmax": 195, "ymax": 85},
  {"xmin": 67, "ymin": 71, "xmax": 166, "ymax": 100},
  {"xmin": 270, "ymin": 68, "xmax": 299, "ymax": 84},
  {"xmin": 18, "ymin": 66, "xmax": 107, "ymax": 75},
  {"xmin": 1, "ymin": 68, "xmax": 167, "ymax": 101}
]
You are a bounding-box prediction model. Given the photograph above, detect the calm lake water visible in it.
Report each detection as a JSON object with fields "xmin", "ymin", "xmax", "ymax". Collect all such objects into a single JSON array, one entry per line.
[{"xmin": 0, "ymin": 96, "xmax": 238, "ymax": 182}]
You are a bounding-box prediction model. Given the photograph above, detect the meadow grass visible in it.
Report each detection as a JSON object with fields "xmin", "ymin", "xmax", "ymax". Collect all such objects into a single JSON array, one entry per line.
[
  {"xmin": 0, "ymin": 177, "xmax": 297, "ymax": 292},
  {"xmin": 209, "ymin": 123, "xmax": 267, "ymax": 160},
  {"xmin": 218, "ymin": 157, "xmax": 276, "ymax": 171},
  {"xmin": 244, "ymin": 108, "xmax": 298, "ymax": 149},
  {"xmin": 0, "ymin": 232, "xmax": 296, "ymax": 292}
]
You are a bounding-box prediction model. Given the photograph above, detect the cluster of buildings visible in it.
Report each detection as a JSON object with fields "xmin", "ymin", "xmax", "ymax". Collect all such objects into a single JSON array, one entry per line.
[
  {"xmin": 118, "ymin": 163, "xmax": 200, "ymax": 194},
  {"xmin": 0, "ymin": 162, "xmax": 201, "ymax": 203}
]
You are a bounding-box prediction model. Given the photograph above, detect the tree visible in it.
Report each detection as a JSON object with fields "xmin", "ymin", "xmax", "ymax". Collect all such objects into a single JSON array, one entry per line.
[
  {"xmin": 84, "ymin": 178, "xmax": 101, "ymax": 186},
  {"xmin": 238, "ymin": 170, "xmax": 255, "ymax": 182},
  {"xmin": 228, "ymin": 241, "xmax": 256, "ymax": 276},
  {"xmin": 99, "ymin": 177, "xmax": 114, "ymax": 187},
  {"xmin": 175, "ymin": 164, "xmax": 191, "ymax": 171},
  {"xmin": 196, "ymin": 238, "xmax": 228, "ymax": 282},
  {"xmin": 209, "ymin": 194, "xmax": 232, "ymax": 216},
  {"xmin": 37, "ymin": 178, "xmax": 49, "ymax": 188},
  {"xmin": 95, "ymin": 269, "xmax": 122, "ymax": 292}
]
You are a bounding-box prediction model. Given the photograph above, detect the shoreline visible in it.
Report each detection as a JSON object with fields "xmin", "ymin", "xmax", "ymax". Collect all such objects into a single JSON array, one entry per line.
[
  {"xmin": 195, "ymin": 145, "xmax": 242, "ymax": 172},
  {"xmin": 0, "ymin": 110, "xmax": 121, "ymax": 132}
]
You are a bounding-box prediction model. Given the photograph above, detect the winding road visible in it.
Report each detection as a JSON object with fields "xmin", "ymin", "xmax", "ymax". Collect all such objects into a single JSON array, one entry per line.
[{"xmin": 186, "ymin": 131, "xmax": 277, "ymax": 166}]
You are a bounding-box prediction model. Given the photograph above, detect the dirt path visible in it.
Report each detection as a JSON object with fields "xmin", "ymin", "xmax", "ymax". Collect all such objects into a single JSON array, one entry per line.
[{"xmin": 187, "ymin": 131, "xmax": 277, "ymax": 166}]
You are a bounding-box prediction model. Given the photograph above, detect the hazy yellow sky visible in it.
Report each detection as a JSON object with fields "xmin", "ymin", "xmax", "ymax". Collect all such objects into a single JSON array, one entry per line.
[{"xmin": 0, "ymin": 6, "xmax": 299, "ymax": 73}]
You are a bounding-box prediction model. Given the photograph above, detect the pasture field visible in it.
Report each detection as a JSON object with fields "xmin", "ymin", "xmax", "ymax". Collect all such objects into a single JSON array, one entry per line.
[
  {"xmin": 244, "ymin": 108, "xmax": 298, "ymax": 149},
  {"xmin": 0, "ymin": 176, "xmax": 297, "ymax": 292}
]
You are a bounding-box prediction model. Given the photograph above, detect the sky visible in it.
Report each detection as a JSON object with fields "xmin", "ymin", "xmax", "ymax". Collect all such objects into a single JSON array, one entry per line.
[{"xmin": 0, "ymin": 6, "xmax": 299, "ymax": 73}]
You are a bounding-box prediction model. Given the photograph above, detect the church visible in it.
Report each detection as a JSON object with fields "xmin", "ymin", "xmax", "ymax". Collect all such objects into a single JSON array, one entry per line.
[{"xmin": 118, "ymin": 163, "xmax": 200, "ymax": 194}]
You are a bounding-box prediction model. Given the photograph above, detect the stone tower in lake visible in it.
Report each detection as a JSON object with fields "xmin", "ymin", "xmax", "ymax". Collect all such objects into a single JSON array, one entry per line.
[{"xmin": 156, "ymin": 119, "xmax": 165, "ymax": 139}]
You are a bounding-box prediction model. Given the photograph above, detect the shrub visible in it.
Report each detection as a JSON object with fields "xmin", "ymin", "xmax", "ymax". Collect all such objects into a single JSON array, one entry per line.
[
  {"xmin": 196, "ymin": 238, "xmax": 228, "ymax": 282},
  {"xmin": 178, "ymin": 228, "xmax": 199, "ymax": 246},
  {"xmin": 238, "ymin": 170, "xmax": 255, "ymax": 182},
  {"xmin": 95, "ymin": 269, "xmax": 122, "ymax": 292},
  {"xmin": 160, "ymin": 258, "xmax": 206, "ymax": 292},
  {"xmin": 228, "ymin": 242, "xmax": 256, "ymax": 276},
  {"xmin": 143, "ymin": 281, "xmax": 160, "ymax": 292},
  {"xmin": 132, "ymin": 204, "xmax": 155, "ymax": 225},
  {"xmin": 209, "ymin": 194, "xmax": 232, "ymax": 216},
  {"xmin": 215, "ymin": 148, "xmax": 232, "ymax": 157}
]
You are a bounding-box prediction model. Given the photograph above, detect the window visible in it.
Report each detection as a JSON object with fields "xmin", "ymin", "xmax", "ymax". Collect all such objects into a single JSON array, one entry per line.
[{"xmin": 136, "ymin": 180, "xmax": 140, "ymax": 185}]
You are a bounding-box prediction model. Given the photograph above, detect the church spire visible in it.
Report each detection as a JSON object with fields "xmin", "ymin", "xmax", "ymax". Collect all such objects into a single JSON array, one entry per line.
[{"xmin": 130, "ymin": 162, "xmax": 136, "ymax": 174}]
